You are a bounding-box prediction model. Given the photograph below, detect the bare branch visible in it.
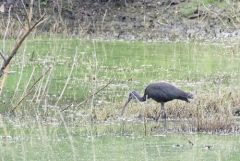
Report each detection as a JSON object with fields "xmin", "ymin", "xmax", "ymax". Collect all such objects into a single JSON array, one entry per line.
[
  {"xmin": 0, "ymin": 13, "xmax": 47, "ymax": 78},
  {"xmin": 61, "ymin": 79, "xmax": 114, "ymax": 112}
]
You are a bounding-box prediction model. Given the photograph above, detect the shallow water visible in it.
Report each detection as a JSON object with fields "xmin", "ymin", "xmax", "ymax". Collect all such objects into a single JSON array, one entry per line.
[{"xmin": 0, "ymin": 122, "xmax": 239, "ymax": 161}]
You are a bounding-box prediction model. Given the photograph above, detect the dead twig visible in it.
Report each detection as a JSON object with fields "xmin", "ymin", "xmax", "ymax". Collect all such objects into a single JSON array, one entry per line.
[
  {"xmin": 10, "ymin": 67, "xmax": 51, "ymax": 114},
  {"xmin": 61, "ymin": 79, "xmax": 114, "ymax": 112},
  {"xmin": 0, "ymin": 51, "xmax": 6, "ymax": 63},
  {"xmin": 55, "ymin": 49, "xmax": 78, "ymax": 107},
  {"xmin": 181, "ymin": 133, "xmax": 194, "ymax": 146},
  {"xmin": 21, "ymin": 0, "xmax": 31, "ymax": 28}
]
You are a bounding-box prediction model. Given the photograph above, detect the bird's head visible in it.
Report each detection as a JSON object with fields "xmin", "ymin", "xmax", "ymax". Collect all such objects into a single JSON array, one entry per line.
[
  {"xmin": 129, "ymin": 91, "xmax": 139, "ymax": 100},
  {"xmin": 187, "ymin": 93, "xmax": 194, "ymax": 99},
  {"xmin": 121, "ymin": 91, "xmax": 138, "ymax": 116}
]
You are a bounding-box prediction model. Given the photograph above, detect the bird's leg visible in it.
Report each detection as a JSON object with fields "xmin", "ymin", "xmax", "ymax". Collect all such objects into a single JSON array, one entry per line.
[
  {"xmin": 162, "ymin": 104, "xmax": 167, "ymax": 129},
  {"xmin": 161, "ymin": 103, "xmax": 167, "ymax": 119},
  {"xmin": 156, "ymin": 103, "xmax": 167, "ymax": 128}
]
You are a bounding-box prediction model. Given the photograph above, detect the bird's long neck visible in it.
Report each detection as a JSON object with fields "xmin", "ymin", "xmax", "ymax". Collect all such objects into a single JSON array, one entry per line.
[{"xmin": 133, "ymin": 91, "xmax": 146, "ymax": 102}]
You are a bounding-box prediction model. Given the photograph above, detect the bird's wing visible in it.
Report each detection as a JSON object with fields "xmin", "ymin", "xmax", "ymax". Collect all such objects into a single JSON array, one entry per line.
[
  {"xmin": 146, "ymin": 82, "xmax": 188, "ymax": 102},
  {"xmin": 160, "ymin": 83, "xmax": 189, "ymax": 100}
]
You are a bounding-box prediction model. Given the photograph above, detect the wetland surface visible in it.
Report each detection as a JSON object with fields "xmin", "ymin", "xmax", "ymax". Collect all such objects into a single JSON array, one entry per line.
[{"xmin": 0, "ymin": 37, "xmax": 240, "ymax": 160}]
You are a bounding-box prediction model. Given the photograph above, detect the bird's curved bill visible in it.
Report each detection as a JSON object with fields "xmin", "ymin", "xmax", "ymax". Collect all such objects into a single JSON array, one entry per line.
[{"xmin": 121, "ymin": 98, "xmax": 131, "ymax": 116}]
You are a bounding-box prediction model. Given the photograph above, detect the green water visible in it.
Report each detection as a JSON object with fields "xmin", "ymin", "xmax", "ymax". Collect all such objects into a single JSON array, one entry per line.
[
  {"xmin": 0, "ymin": 123, "xmax": 239, "ymax": 161},
  {"xmin": 1, "ymin": 38, "xmax": 240, "ymax": 105}
]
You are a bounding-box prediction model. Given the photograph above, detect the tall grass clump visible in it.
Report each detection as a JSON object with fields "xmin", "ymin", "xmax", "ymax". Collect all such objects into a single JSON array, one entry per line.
[{"xmin": 124, "ymin": 88, "xmax": 240, "ymax": 133}]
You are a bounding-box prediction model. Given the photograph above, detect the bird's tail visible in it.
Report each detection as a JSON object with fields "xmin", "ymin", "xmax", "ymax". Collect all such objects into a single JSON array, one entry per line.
[{"xmin": 187, "ymin": 93, "xmax": 193, "ymax": 99}]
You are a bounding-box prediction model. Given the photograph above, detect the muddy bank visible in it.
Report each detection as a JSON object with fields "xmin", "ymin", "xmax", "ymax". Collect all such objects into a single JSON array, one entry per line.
[{"xmin": 0, "ymin": 0, "xmax": 240, "ymax": 40}]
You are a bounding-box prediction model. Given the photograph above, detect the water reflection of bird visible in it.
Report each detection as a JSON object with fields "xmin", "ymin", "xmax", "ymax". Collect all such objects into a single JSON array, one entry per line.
[{"xmin": 121, "ymin": 82, "xmax": 193, "ymax": 127}]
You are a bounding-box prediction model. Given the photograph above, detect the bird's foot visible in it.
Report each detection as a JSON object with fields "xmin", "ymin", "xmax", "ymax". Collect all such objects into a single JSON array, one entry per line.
[{"xmin": 161, "ymin": 111, "xmax": 167, "ymax": 119}]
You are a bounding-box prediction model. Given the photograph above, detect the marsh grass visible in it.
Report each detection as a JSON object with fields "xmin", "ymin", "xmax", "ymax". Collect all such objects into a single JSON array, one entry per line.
[
  {"xmin": 118, "ymin": 87, "xmax": 240, "ymax": 133},
  {"xmin": 1, "ymin": 0, "xmax": 239, "ymax": 40}
]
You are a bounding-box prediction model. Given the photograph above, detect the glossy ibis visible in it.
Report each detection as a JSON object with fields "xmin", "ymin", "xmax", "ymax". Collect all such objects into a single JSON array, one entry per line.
[{"xmin": 121, "ymin": 82, "xmax": 193, "ymax": 126}]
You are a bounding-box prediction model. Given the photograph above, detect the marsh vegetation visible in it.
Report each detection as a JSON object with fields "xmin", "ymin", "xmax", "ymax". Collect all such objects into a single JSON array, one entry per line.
[{"xmin": 0, "ymin": 0, "xmax": 240, "ymax": 160}]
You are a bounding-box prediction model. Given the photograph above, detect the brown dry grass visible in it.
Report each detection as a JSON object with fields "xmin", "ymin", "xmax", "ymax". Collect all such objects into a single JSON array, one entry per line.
[{"xmin": 113, "ymin": 88, "xmax": 240, "ymax": 132}]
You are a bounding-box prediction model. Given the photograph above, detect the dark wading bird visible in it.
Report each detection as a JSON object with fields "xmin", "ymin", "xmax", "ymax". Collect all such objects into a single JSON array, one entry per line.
[{"xmin": 121, "ymin": 82, "xmax": 193, "ymax": 127}]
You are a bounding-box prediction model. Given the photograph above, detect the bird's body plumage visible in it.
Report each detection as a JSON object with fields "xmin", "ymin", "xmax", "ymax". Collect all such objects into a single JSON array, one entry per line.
[{"xmin": 144, "ymin": 82, "xmax": 192, "ymax": 103}]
